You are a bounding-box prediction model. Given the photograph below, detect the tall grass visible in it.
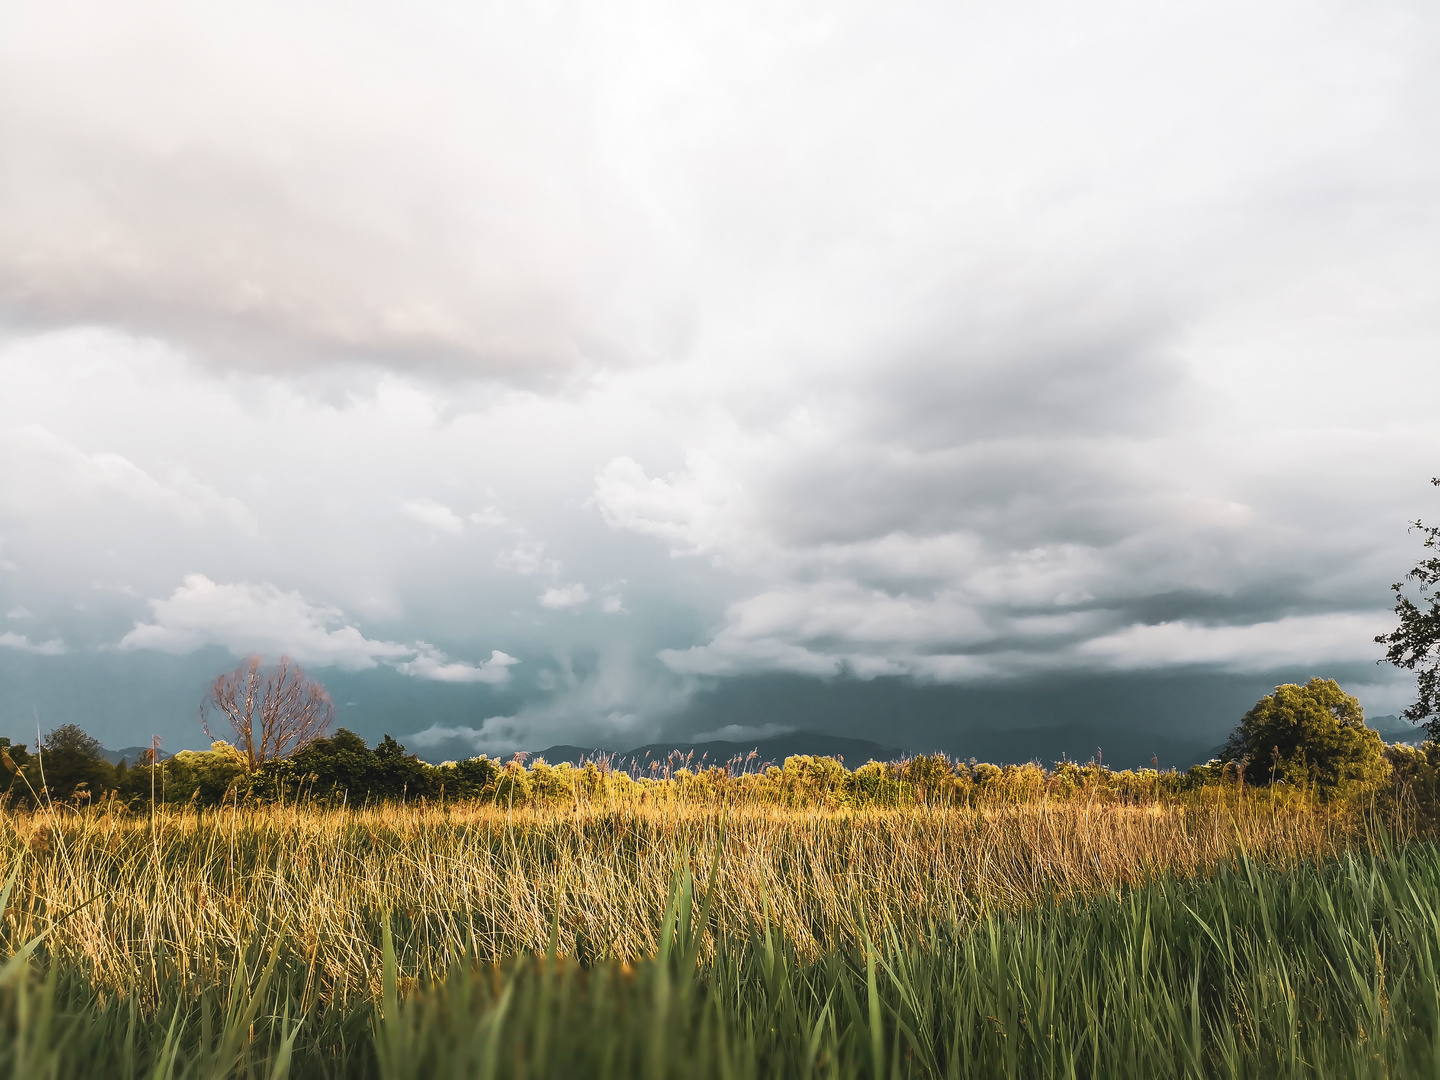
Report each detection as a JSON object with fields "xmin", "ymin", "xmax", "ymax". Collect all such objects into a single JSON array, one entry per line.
[
  {"xmin": 5, "ymin": 839, "xmax": 1440, "ymax": 1077},
  {"xmin": 0, "ymin": 796, "xmax": 1366, "ymax": 1006},
  {"xmin": 373, "ymin": 843, "xmax": 1440, "ymax": 1078}
]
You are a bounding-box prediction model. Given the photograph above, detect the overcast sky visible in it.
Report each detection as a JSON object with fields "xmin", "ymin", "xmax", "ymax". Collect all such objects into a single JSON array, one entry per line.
[{"xmin": 2, "ymin": 0, "xmax": 1438, "ymax": 760}]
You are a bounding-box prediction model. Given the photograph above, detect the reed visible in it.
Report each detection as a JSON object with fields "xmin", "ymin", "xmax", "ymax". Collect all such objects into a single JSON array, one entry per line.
[
  {"xmin": 4, "ymin": 836, "xmax": 1440, "ymax": 1077},
  {"xmin": 0, "ymin": 793, "xmax": 1372, "ymax": 1008}
]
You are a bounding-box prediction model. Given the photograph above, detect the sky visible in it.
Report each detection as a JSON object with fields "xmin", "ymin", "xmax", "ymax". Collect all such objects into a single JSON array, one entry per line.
[{"xmin": 2, "ymin": 0, "xmax": 1439, "ymax": 764}]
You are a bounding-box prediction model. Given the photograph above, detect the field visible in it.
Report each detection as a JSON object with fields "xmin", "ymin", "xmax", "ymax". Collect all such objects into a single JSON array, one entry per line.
[{"xmin": 1, "ymin": 785, "xmax": 1438, "ymax": 1076}]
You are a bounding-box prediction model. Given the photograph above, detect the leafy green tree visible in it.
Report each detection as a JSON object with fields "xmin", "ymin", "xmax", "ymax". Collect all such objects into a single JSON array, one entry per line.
[
  {"xmin": 0, "ymin": 738, "xmax": 31, "ymax": 799},
  {"xmin": 258, "ymin": 729, "xmax": 440, "ymax": 802},
  {"xmin": 284, "ymin": 728, "xmax": 378, "ymax": 796},
  {"xmin": 371, "ymin": 734, "xmax": 438, "ymax": 800},
  {"xmin": 28, "ymin": 724, "xmax": 114, "ymax": 804},
  {"xmin": 1221, "ymin": 678, "xmax": 1389, "ymax": 792},
  {"xmin": 1377, "ymin": 477, "xmax": 1440, "ymax": 739}
]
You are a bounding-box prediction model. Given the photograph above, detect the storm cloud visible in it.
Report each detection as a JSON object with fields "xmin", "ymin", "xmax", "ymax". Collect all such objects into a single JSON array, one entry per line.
[{"xmin": 1, "ymin": 0, "xmax": 1438, "ymax": 756}]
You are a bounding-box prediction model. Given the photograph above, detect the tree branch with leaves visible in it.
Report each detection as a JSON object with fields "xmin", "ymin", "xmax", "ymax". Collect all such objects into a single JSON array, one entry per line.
[{"xmin": 1376, "ymin": 477, "xmax": 1440, "ymax": 740}]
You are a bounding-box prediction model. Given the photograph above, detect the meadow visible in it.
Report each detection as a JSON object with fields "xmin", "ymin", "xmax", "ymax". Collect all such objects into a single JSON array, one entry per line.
[{"xmin": 2, "ymin": 757, "xmax": 1439, "ymax": 1077}]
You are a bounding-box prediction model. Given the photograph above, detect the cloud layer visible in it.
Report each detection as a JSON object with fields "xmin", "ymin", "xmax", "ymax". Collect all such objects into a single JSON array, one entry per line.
[{"xmin": 1, "ymin": 0, "xmax": 1438, "ymax": 751}]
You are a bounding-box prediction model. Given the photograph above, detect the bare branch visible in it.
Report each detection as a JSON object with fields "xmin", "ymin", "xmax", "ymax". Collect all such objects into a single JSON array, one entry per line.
[{"xmin": 199, "ymin": 654, "xmax": 334, "ymax": 770}]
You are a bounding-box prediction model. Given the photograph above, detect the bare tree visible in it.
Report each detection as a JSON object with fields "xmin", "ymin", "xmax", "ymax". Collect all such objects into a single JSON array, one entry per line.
[{"xmin": 202, "ymin": 655, "xmax": 334, "ymax": 771}]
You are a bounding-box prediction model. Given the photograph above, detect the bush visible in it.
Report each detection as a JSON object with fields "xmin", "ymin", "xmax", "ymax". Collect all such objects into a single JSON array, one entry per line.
[
  {"xmin": 13, "ymin": 705, "xmax": 1436, "ymax": 816},
  {"xmin": 850, "ymin": 760, "xmax": 907, "ymax": 806},
  {"xmin": 435, "ymin": 755, "xmax": 501, "ymax": 800},
  {"xmin": 491, "ymin": 761, "xmax": 533, "ymax": 805},
  {"xmin": 162, "ymin": 742, "xmax": 248, "ymax": 803},
  {"xmin": 899, "ymin": 754, "xmax": 953, "ymax": 805}
]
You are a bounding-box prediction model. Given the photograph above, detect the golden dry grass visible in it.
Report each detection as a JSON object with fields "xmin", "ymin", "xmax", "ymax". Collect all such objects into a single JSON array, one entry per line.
[{"xmin": 0, "ymin": 794, "xmax": 1373, "ymax": 1007}]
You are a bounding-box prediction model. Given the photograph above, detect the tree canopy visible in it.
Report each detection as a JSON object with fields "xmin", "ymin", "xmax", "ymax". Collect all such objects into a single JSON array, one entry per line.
[
  {"xmin": 31, "ymin": 723, "xmax": 114, "ymax": 803},
  {"xmin": 1220, "ymin": 678, "xmax": 1389, "ymax": 792},
  {"xmin": 1377, "ymin": 477, "xmax": 1440, "ymax": 739}
]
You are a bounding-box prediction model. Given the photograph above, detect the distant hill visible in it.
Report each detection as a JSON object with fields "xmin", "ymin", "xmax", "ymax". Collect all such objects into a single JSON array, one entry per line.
[
  {"xmin": 100, "ymin": 745, "xmax": 172, "ymax": 766},
  {"xmin": 529, "ymin": 732, "xmax": 903, "ymax": 773},
  {"xmin": 1367, "ymin": 714, "xmax": 1427, "ymax": 745},
  {"xmin": 527, "ymin": 727, "xmax": 1223, "ymax": 773},
  {"xmin": 940, "ymin": 724, "xmax": 1219, "ymax": 771},
  {"xmin": 955, "ymin": 715, "xmax": 1428, "ymax": 771},
  {"xmin": 1184, "ymin": 715, "xmax": 1426, "ymax": 770}
]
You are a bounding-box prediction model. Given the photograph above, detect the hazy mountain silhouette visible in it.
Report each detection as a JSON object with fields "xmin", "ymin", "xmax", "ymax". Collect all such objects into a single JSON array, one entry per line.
[
  {"xmin": 1366, "ymin": 714, "xmax": 1426, "ymax": 745},
  {"xmin": 530, "ymin": 725, "xmax": 1219, "ymax": 772},
  {"xmin": 100, "ymin": 745, "xmax": 172, "ymax": 765},
  {"xmin": 529, "ymin": 732, "xmax": 903, "ymax": 773}
]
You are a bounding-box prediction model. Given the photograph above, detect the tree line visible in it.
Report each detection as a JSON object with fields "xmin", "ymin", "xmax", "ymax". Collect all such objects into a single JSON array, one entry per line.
[{"xmin": 0, "ymin": 676, "xmax": 1431, "ymax": 811}]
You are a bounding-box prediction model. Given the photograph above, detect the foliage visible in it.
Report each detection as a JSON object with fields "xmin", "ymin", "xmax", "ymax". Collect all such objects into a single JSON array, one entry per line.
[
  {"xmin": 7, "ymin": 724, "xmax": 1416, "ymax": 814},
  {"xmin": 255, "ymin": 728, "xmax": 441, "ymax": 803},
  {"xmin": 1377, "ymin": 476, "xmax": 1440, "ymax": 738},
  {"xmin": 161, "ymin": 742, "xmax": 249, "ymax": 804},
  {"xmin": 273, "ymin": 727, "xmax": 379, "ymax": 797},
  {"xmin": 0, "ymin": 739, "xmax": 30, "ymax": 798},
  {"xmin": 24, "ymin": 724, "xmax": 114, "ymax": 804},
  {"xmin": 433, "ymin": 753, "xmax": 502, "ymax": 799},
  {"xmin": 1220, "ymin": 678, "xmax": 1390, "ymax": 793}
]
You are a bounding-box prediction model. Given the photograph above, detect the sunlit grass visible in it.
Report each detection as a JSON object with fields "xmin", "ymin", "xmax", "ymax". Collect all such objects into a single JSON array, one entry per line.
[
  {"xmin": 0, "ymin": 792, "xmax": 1371, "ymax": 1008},
  {"xmin": 4, "ymin": 832, "xmax": 1440, "ymax": 1077}
]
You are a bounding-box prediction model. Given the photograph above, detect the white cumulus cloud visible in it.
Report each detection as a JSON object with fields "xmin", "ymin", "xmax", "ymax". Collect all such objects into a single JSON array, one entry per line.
[
  {"xmin": 496, "ymin": 541, "xmax": 559, "ymax": 577},
  {"xmin": 397, "ymin": 646, "xmax": 518, "ymax": 684},
  {"xmin": 401, "ymin": 498, "xmax": 465, "ymax": 534},
  {"xmin": 119, "ymin": 574, "xmax": 412, "ymax": 668},
  {"xmin": 118, "ymin": 574, "xmax": 519, "ymax": 684},
  {"xmin": 469, "ymin": 506, "xmax": 511, "ymax": 527},
  {"xmin": 594, "ymin": 456, "xmax": 754, "ymax": 562},
  {"xmin": 0, "ymin": 631, "xmax": 66, "ymax": 656},
  {"xmin": 691, "ymin": 723, "xmax": 795, "ymax": 743},
  {"xmin": 402, "ymin": 718, "xmax": 527, "ymax": 755},
  {"xmin": 539, "ymin": 584, "xmax": 590, "ymax": 610}
]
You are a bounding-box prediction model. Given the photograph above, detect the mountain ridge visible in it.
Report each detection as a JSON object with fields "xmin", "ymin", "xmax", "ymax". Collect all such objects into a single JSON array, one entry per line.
[{"xmin": 525, "ymin": 732, "xmax": 903, "ymax": 772}]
